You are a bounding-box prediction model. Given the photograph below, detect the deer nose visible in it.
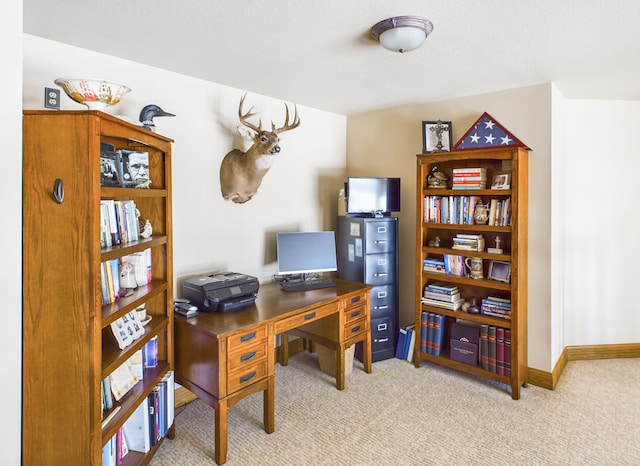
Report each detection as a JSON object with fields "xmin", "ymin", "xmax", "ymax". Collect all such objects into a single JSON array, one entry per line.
[{"xmin": 274, "ymin": 146, "xmax": 281, "ymax": 153}]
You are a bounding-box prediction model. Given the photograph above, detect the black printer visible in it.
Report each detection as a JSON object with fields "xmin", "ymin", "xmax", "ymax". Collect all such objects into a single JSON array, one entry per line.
[{"xmin": 182, "ymin": 272, "xmax": 259, "ymax": 313}]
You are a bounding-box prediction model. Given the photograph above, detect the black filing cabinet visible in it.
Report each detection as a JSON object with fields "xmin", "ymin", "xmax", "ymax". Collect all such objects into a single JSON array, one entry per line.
[{"xmin": 336, "ymin": 216, "xmax": 398, "ymax": 362}]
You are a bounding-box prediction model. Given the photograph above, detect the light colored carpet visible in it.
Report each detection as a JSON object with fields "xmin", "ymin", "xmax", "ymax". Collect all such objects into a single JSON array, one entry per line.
[{"xmin": 151, "ymin": 353, "xmax": 640, "ymax": 465}]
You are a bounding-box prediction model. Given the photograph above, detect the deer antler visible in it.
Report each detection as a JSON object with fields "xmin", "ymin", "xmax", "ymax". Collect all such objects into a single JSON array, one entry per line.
[
  {"xmin": 238, "ymin": 93, "xmax": 262, "ymax": 133},
  {"xmin": 272, "ymin": 102, "xmax": 301, "ymax": 134}
]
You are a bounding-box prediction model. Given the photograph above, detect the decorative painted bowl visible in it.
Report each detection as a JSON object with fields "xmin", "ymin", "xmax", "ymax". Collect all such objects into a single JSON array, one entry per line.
[{"xmin": 54, "ymin": 78, "xmax": 131, "ymax": 110}]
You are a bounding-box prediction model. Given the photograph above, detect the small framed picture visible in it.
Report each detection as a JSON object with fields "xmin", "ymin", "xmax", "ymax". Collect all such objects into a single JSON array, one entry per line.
[
  {"xmin": 422, "ymin": 120, "xmax": 453, "ymax": 153},
  {"xmin": 491, "ymin": 172, "xmax": 511, "ymax": 190},
  {"xmin": 488, "ymin": 260, "xmax": 511, "ymax": 283}
]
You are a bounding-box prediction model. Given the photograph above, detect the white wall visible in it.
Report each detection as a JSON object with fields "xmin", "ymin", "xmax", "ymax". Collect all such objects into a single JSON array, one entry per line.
[
  {"xmin": 2, "ymin": 0, "xmax": 22, "ymax": 463},
  {"xmin": 562, "ymin": 99, "xmax": 640, "ymax": 345},
  {"xmin": 23, "ymin": 35, "xmax": 347, "ymax": 291},
  {"xmin": 347, "ymin": 85, "xmax": 554, "ymax": 371}
]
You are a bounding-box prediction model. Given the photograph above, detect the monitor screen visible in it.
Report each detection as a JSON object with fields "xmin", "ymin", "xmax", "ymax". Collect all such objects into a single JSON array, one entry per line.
[
  {"xmin": 276, "ymin": 231, "xmax": 338, "ymax": 276},
  {"xmin": 346, "ymin": 177, "xmax": 400, "ymax": 216}
]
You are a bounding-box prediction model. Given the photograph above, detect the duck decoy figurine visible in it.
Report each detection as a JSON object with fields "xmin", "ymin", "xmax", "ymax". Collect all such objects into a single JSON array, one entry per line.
[{"xmin": 139, "ymin": 104, "xmax": 175, "ymax": 132}]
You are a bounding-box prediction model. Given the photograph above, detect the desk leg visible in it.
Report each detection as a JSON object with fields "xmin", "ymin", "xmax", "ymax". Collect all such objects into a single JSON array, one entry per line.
[
  {"xmin": 363, "ymin": 331, "xmax": 373, "ymax": 374},
  {"xmin": 264, "ymin": 375, "xmax": 275, "ymax": 433},
  {"xmin": 214, "ymin": 400, "xmax": 228, "ymax": 465},
  {"xmin": 335, "ymin": 344, "xmax": 346, "ymax": 390}
]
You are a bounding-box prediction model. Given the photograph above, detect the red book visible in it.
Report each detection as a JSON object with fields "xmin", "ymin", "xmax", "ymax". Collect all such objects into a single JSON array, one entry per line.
[{"xmin": 496, "ymin": 328, "xmax": 505, "ymax": 375}]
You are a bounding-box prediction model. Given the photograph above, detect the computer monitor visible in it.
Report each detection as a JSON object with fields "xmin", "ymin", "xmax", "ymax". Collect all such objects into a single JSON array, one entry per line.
[{"xmin": 276, "ymin": 231, "xmax": 338, "ymax": 277}]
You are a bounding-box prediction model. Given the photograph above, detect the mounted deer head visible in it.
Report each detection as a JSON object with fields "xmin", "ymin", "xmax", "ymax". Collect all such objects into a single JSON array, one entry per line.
[{"xmin": 220, "ymin": 93, "xmax": 300, "ymax": 203}]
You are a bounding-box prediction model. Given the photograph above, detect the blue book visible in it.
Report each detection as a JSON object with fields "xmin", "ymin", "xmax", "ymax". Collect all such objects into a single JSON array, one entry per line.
[
  {"xmin": 395, "ymin": 327, "xmax": 408, "ymax": 359},
  {"xmin": 432, "ymin": 314, "xmax": 446, "ymax": 356}
]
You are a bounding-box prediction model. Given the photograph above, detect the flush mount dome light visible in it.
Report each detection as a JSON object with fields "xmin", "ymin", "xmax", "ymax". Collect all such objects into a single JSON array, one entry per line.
[{"xmin": 371, "ymin": 15, "xmax": 434, "ymax": 53}]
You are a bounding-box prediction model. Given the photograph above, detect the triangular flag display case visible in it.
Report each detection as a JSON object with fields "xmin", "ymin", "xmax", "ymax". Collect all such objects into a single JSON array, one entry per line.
[
  {"xmin": 453, "ymin": 111, "xmax": 530, "ymax": 151},
  {"xmin": 415, "ymin": 142, "xmax": 529, "ymax": 399}
]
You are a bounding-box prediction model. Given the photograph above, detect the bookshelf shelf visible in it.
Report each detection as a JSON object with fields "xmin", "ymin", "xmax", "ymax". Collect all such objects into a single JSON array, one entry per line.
[
  {"xmin": 415, "ymin": 147, "xmax": 528, "ymax": 399},
  {"xmin": 23, "ymin": 110, "xmax": 174, "ymax": 465}
]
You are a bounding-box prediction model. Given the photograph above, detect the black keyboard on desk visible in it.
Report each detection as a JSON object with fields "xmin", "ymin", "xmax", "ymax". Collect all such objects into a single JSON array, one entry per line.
[{"xmin": 281, "ymin": 278, "xmax": 336, "ymax": 292}]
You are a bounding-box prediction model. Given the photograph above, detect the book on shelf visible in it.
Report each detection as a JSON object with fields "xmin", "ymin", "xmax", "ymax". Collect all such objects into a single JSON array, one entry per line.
[
  {"xmin": 423, "ymin": 290, "xmax": 461, "ymax": 302},
  {"xmin": 443, "ymin": 254, "xmax": 465, "ymax": 277},
  {"xmin": 426, "ymin": 282, "xmax": 459, "ymax": 294},
  {"xmin": 431, "ymin": 313, "xmax": 447, "ymax": 356},
  {"xmin": 504, "ymin": 329, "xmax": 512, "ymax": 377},
  {"xmin": 487, "ymin": 326, "xmax": 497, "ymax": 373},
  {"xmin": 420, "ymin": 312, "xmax": 429, "ymax": 354},
  {"xmin": 426, "ymin": 313, "xmax": 435, "ymax": 354},
  {"xmin": 480, "ymin": 324, "xmax": 490, "ymax": 371},
  {"xmin": 496, "ymin": 327, "xmax": 505, "ymax": 375},
  {"xmin": 405, "ymin": 327, "xmax": 416, "ymax": 363},
  {"xmin": 120, "ymin": 150, "xmax": 151, "ymax": 188}
]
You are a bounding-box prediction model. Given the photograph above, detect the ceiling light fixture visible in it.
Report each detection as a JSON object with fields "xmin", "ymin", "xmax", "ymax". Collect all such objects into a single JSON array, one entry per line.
[{"xmin": 371, "ymin": 15, "xmax": 434, "ymax": 53}]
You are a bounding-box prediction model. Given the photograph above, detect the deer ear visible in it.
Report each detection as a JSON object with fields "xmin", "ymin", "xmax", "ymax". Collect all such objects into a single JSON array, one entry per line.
[{"xmin": 237, "ymin": 125, "xmax": 255, "ymax": 139}]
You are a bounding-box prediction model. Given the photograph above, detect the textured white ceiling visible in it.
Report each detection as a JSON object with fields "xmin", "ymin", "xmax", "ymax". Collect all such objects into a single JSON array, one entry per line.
[{"xmin": 23, "ymin": 0, "xmax": 640, "ymax": 115}]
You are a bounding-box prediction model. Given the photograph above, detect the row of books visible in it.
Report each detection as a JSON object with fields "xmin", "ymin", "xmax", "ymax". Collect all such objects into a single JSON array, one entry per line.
[
  {"xmin": 421, "ymin": 282, "xmax": 464, "ymax": 310},
  {"xmin": 101, "ymin": 250, "xmax": 152, "ymax": 305},
  {"xmin": 102, "ymin": 371, "xmax": 175, "ymax": 466},
  {"xmin": 487, "ymin": 197, "xmax": 511, "ymax": 226},
  {"xmin": 395, "ymin": 326, "xmax": 416, "ymax": 362},
  {"xmin": 481, "ymin": 296, "xmax": 512, "ymax": 319},
  {"xmin": 420, "ymin": 312, "xmax": 447, "ymax": 356},
  {"xmin": 480, "ymin": 325, "xmax": 512, "ymax": 376},
  {"xmin": 451, "ymin": 167, "xmax": 487, "ymax": 190},
  {"xmin": 423, "ymin": 257, "xmax": 446, "ymax": 274},
  {"xmin": 100, "ymin": 199, "xmax": 141, "ymax": 249},
  {"xmin": 424, "ymin": 195, "xmax": 482, "ymax": 224}
]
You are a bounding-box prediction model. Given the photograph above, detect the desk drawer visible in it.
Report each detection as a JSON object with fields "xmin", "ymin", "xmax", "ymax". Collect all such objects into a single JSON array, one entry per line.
[
  {"xmin": 227, "ymin": 336, "xmax": 269, "ymax": 371},
  {"xmin": 227, "ymin": 326, "xmax": 269, "ymax": 349},
  {"xmin": 227, "ymin": 359, "xmax": 269, "ymax": 393},
  {"xmin": 273, "ymin": 302, "xmax": 339, "ymax": 334},
  {"xmin": 340, "ymin": 291, "xmax": 367, "ymax": 310},
  {"xmin": 345, "ymin": 316, "xmax": 368, "ymax": 338},
  {"xmin": 343, "ymin": 303, "xmax": 367, "ymax": 326}
]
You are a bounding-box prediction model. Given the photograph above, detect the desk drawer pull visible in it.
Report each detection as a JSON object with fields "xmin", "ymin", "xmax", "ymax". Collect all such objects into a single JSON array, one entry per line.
[
  {"xmin": 350, "ymin": 296, "xmax": 361, "ymax": 304},
  {"xmin": 304, "ymin": 312, "xmax": 316, "ymax": 321},
  {"xmin": 240, "ymin": 351, "xmax": 257, "ymax": 363},
  {"xmin": 350, "ymin": 310, "xmax": 361, "ymax": 318},
  {"xmin": 239, "ymin": 371, "xmax": 257, "ymax": 384},
  {"xmin": 240, "ymin": 332, "xmax": 257, "ymax": 343},
  {"xmin": 374, "ymin": 304, "xmax": 388, "ymax": 310},
  {"xmin": 351, "ymin": 325, "xmax": 361, "ymax": 334}
]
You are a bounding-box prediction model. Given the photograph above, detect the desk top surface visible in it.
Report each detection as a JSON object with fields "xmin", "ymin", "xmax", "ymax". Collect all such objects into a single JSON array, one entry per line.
[{"xmin": 176, "ymin": 278, "xmax": 370, "ymax": 336}]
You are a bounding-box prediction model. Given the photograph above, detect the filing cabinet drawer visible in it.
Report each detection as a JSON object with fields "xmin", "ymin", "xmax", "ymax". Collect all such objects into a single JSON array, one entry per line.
[
  {"xmin": 364, "ymin": 221, "xmax": 397, "ymax": 253},
  {"xmin": 273, "ymin": 301, "xmax": 339, "ymax": 334},
  {"xmin": 364, "ymin": 253, "xmax": 397, "ymax": 286},
  {"xmin": 369, "ymin": 284, "xmax": 397, "ymax": 319},
  {"xmin": 227, "ymin": 358, "xmax": 269, "ymax": 393}
]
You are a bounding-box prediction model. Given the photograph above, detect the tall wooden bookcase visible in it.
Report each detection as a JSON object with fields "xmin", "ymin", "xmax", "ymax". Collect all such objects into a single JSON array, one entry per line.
[
  {"xmin": 415, "ymin": 147, "xmax": 528, "ymax": 399},
  {"xmin": 22, "ymin": 110, "xmax": 174, "ymax": 465}
]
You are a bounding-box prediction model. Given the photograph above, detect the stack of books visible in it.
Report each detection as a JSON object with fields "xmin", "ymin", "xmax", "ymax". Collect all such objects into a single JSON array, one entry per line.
[
  {"xmin": 452, "ymin": 233, "xmax": 485, "ymax": 252},
  {"xmin": 451, "ymin": 167, "xmax": 487, "ymax": 190},
  {"xmin": 443, "ymin": 254, "xmax": 465, "ymax": 277},
  {"xmin": 423, "ymin": 257, "xmax": 446, "ymax": 274},
  {"xmin": 421, "ymin": 282, "xmax": 464, "ymax": 310},
  {"xmin": 481, "ymin": 295, "xmax": 512, "ymax": 319}
]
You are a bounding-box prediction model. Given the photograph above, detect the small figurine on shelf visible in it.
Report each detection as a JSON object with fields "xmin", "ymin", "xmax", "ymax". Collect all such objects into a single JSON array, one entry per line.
[
  {"xmin": 140, "ymin": 219, "xmax": 153, "ymax": 239},
  {"xmin": 427, "ymin": 235, "xmax": 441, "ymax": 247},
  {"xmin": 473, "ymin": 203, "xmax": 490, "ymax": 225},
  {"xmin": 488, "ymin": 236, "xmax": 503, "ymax": 254},
  {"xmin": 466, "ymin": 297, "xmax": 481, "ymax": 314},
  {"xmin": 427, "ymin": 166, "xmax": 448, "ymax": 188}
]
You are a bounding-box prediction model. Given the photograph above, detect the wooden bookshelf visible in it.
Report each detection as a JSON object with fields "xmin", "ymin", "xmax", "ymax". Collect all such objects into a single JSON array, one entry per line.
[
  {"xmin": 22, "ymin": 110, "xmax": 174, "ymax": 464},
  {"xmin": 415, "ymin": 147, "xmax": 528, "ymax": 399}
]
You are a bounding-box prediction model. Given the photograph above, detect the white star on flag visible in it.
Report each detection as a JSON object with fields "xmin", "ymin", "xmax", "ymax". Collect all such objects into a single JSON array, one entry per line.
[
  {"xmin": 484, "ymin": 134, "xmax": 495, "ymax": 144},
  {"xmin": 470, "ymin": 133, "xmax": 480, "ymax": 143},
  {"xmin": 501, "ymin": 135, "xmax": 512, "ymax": 145},
  {"xmin": 484, "ymin": 120, "xmax": 495, "ymax": 129}
]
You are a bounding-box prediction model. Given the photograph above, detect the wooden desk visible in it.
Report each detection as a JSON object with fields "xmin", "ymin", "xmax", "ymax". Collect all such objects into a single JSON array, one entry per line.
[{"xmin": 174, "ymin": 278, "xmax": 372, "ymax": 465}]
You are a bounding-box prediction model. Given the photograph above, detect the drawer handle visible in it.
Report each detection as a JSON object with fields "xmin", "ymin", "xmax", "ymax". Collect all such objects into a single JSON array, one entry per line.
[
  {"xmin": 240, "ymin": 332, "xmax": 257, "ymax": 343},
  {"xmin": 304, "ymin": 312, "xmax": 316, "ymax": 321},
  {"xmin": 53, "ymin": 178, "xmax": 64, "ymax": 204},
  {"xmin": 350, "ymin": 310, "xmax": 361, "ymax": 318},
  {"xmin": 374, "ymin": 239, "xmax": 388, "ymax": 244},
  {"xmin": 350, "ymin": 296, "xmax": 361, "ymax": 304},
  {"xmin": 377, "ymin": 337, "xmax": 389, "ymax": 343},
  {"xmin": 374, "ymin": 273, "xmax": 388, "ymax": 277},
  {"xmin": 240, "ymin": 351, "xmax": 257, "ymax": 363},
  {"xmin": 240, "ymin": 371, "xmax": 257, "ymax": 384},
  {"xmin": 351, "ymin": 325, "xmax": 361, "ymax": 333},
  {"xmin": 375, "ymin": 305, "xmax": 388, "ymax": 310}
]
